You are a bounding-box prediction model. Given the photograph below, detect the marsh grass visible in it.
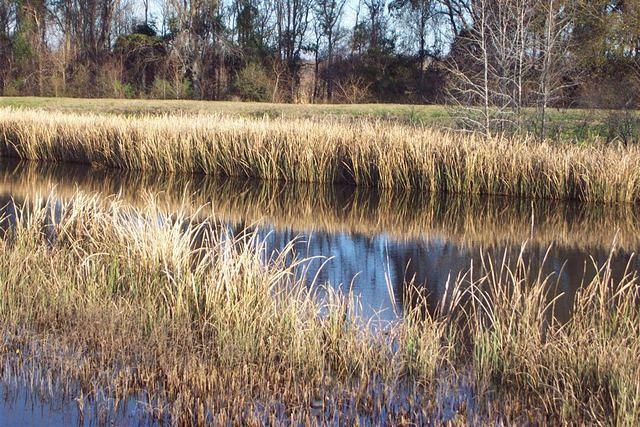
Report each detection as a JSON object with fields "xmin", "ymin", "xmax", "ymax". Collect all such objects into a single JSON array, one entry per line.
[
  {"xmin": 467, "ymin": 248, "xmax": 640, "ymax": 425},
  {"xmin": 0, "ymin": 192, "xmax": 638, "ymax": 424},
  {"xmin": 1, "ymin": 108, "xmax": 640, "ymax": 203}
]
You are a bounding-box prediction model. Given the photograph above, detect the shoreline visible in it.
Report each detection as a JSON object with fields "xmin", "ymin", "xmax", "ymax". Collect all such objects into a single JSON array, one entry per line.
[{"xmin": 1, "ymin": 107, "xmax": 640, "ymax": 204}]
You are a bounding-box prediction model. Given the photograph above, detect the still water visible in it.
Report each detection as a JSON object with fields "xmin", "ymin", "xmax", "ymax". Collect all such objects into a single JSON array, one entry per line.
[
  {"xmin": 2, "ymin": 159, "xmax": 639, "ymax": 323},
  {"xmin": 1, "ymin": 159, "xmax": 640, "ymax": 424}
]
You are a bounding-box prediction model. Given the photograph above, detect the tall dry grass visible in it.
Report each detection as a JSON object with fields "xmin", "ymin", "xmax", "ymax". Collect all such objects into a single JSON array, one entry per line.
[
  {"xmin": 0, "ymin": 191, "xmax": 638, "ymax": 424},
  {"xmin": 1, "ymin": 108, "xmax": 640, "ymax": 203}
]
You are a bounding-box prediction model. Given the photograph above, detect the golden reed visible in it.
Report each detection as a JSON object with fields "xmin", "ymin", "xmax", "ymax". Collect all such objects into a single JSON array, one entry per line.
[
  {"xmin": 1, "ymin": 108, "xmax": 640, "ymax": 203},
  {"xmin": 0, "ymin": 192, "xmax": 638, "ymax": 424}
]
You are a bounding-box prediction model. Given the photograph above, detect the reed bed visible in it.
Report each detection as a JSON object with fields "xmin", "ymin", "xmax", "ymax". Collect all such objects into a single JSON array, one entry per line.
[
  {"xmin": 1, "ymin": 108, "xmax": 640, "ymax": 203},
  {"xmin": 0, "ymin": 192, "xmax": 638, "ymax": 424},
  {"xmin": 2, "ymin": 159, "xmax": 640, "ymax": 251}
]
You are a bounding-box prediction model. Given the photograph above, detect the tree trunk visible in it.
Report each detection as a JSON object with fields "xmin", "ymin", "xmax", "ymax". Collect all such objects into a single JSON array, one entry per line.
[{"xmin": 327, "ymin": 28, "xmax": 334, "ymax": 102}]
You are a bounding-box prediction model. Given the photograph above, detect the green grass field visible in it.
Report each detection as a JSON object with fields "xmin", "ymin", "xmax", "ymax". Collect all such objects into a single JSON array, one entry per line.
[{"xmin": 1, "ymin": 96, "xmax": 638, "ymax": 143}]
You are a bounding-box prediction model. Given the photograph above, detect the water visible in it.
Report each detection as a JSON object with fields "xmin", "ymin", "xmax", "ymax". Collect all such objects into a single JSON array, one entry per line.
[
  {"xmin": 1, "ymin": 159, "xmax": 639, "ymax": 423},
  {"xmin": 1, "ymin": 159, "xmax": 639, "ymax": 323}
]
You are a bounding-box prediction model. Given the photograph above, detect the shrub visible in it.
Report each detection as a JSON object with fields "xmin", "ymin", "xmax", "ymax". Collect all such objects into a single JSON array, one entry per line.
[
  {"xmin": 604, "ymin": 109, "xmax": 640, "ymax": 145},
  {"xmin": 3, "ymin": 78, "xmax": 25, "ymax": 96},
  {"xmin": 234, "ymin": 62, "xmax": 273, "ymax": 102},
  {"xmin": 149, "ymin": 78, "xmax": 192, "ymax": 99},
  {"xmin": 109, "ymin": 80, "xmax": 135, "ymax": 99}
]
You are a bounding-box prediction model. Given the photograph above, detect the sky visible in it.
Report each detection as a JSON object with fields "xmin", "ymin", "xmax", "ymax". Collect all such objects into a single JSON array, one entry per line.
[{"xmin": 144, "ymin": 0, "xmax": 366, "ymax": 34}]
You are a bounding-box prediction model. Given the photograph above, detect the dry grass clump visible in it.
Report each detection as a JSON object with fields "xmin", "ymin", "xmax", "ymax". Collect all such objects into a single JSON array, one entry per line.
[
  {"xmin": 466, "ymin": 249, "xmax": 640, "ymax": 425},
  {"xmin": 0, "ymin": 193, "xmax": 453, "ymax": 424},
  {"xmin": 1, "ymin": 108, "xmax": 640, "ymax": 203},
  {"xmin": 0, "ymin": 191, "xmax": 638, "ymax": 424}
]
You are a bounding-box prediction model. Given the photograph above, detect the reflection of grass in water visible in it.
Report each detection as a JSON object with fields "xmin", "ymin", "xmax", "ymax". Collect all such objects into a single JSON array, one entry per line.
[
  {"xmin": 1, "ymin": 108, "xmax": 640, "ymax": 203},
  {"xmin": 0, "ymin": 192, "xmax": 638, "ymax": 424},
  {"xmin": 2, "ymin": 159, "xmax": 640, "ymax": 251}
]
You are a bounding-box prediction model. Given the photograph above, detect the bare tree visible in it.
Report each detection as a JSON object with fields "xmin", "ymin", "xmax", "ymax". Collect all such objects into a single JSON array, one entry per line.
[
  {"xmin": 364, "ymin": 0, "xmax": 386, "ymax": 50},
  {"xmin": 390, "ymin": 0, "xmax": 435, "ymax": 90},
  {"xmin": 536, "ymin": 0, "xmax": 574, "ymax": 140},
  {"xmin": 311, "ymin": 15, "xmax": 322, "ymax": 101},
  {"xmin": 166, "ymin": 0, "xmax": 223, "ymax": 98},
  {"xmin": 434, "ymin": 0, "xmax": 472, "ymax": 38},
  {"xmin": 275, "ymin": 0, "xmax": 311, "ymax": 101},
  {"xmin": 446, "ymin": 0, "xmax": 492, "ymax": 137},
  {"xmin": 0, "ymin": 0, "xmax": 15, "ymax": 91},
  {"xmin": 142, "ymin": 0, "xmax": 149, "ymax": 25},
  {"xmin": 230, "ymin": 0, "xmax": 275, "ymax": 55},
  {"xmin": 487, "ymin": 0, "xmax": 536, "ymax": 132},
  {"xmin": 446, "ymin": 0, "xmax": 537, "ymax": 138},
  {"xmin": 313, "ymin": 0, "xmax": 346, "ymax": 101}
]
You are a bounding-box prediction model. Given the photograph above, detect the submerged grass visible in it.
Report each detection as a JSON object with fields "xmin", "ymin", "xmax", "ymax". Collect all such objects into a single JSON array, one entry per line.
[
  {"xmin": 1, "ymin": 108, "xmax": 640, "ymax": 203},
  {"xmin": 0, "ymin": 192, "xmax": 638, "ymax": 424}
]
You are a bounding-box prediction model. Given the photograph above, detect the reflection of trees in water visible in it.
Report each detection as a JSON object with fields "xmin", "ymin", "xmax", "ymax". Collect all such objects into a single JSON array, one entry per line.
[{"xmin": 1, "ymin": 159, "xmax": 639, "ymax": 321}]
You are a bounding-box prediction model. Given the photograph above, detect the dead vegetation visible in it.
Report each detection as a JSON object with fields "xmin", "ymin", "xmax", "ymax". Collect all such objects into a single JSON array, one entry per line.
[
  {"xmin": 1, "ymin": 108, "xmax": 640, "ymax": 203},
  {"xmin": 0, "ymin": 192, "xmax": 638, "ymax": 424}
]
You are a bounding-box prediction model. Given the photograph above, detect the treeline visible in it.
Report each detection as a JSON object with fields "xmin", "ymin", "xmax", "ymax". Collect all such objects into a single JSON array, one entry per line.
[{"xmin": 0, "ymin": 0, "xmax": 639, "ymax": 107}]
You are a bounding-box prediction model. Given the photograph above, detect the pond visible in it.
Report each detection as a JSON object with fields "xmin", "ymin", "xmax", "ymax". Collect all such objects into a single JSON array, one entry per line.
[
  {"xmin": 2, "ymin": 158, "xmax": 639, "ymax": 324},
  {"xmin": 1, "ymin": 158, "xmax": 640, "ymax": 424}
]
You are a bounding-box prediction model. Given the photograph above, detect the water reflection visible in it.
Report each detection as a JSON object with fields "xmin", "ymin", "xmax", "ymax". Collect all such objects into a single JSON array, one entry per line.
[{"xmin": 1, "ymin": 159, "xmax": 639, "ymax": 321}]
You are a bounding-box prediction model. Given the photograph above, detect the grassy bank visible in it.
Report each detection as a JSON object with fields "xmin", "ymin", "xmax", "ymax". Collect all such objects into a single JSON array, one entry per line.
[
  {"xmin": 1, "ymin": 108, "xmax": 640, "ymax": 203},
  {"xmin": 0, "ymin": 192, "xmax": 638, "ymax": 424}
]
